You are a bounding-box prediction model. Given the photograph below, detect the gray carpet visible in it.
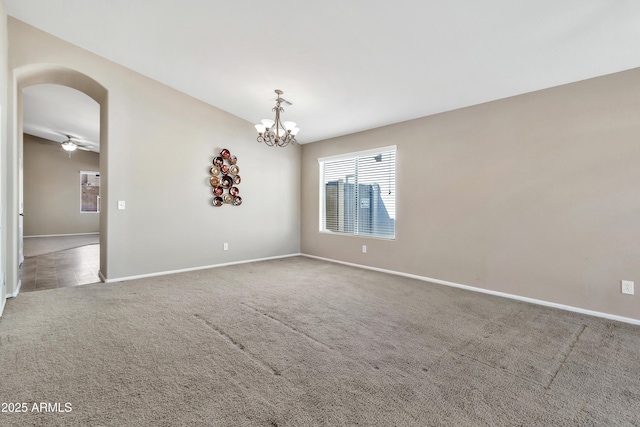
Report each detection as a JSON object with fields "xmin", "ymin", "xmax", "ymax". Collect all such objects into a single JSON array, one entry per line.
[
  {"xmin": 0, "ymin": 256, "xmax": 638, "ymax": 426},
  {"xmin": 23, "ymin": 234, "xmax": 100, "ymax": 257}
]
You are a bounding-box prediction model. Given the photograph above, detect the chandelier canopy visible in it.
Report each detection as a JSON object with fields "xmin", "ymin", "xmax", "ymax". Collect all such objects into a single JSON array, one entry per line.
[{"xmin": 254, "ymin": 89, "xmax": 299, "ymax": 147}]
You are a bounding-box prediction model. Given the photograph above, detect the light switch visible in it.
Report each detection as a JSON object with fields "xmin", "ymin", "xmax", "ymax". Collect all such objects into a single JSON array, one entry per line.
[{"xmin": 118, "ymin": 200, "xmax": 126, "ymax": 210}]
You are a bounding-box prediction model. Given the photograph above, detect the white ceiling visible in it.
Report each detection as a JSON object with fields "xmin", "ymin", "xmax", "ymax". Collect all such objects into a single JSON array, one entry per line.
[
  {"xmin": 22, "ymin": 84, "xmax": 100, "ymax": 152},
  {"xmin": 7, "ymin": 0, "xmax": 640, "ymax": 150}
]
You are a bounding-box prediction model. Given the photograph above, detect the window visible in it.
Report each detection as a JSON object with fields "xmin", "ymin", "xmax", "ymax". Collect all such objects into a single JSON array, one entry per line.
[
  {"xmin": 319, "ymin": 146, "xmax": 396, "ymax": 239},
  {"xmin": 80, "ymin": 171, "xmax": 100, "ymax": 213}
]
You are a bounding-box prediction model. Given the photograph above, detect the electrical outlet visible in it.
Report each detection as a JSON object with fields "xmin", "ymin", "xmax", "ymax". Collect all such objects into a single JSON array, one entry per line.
[
  {"xmin": 223, "ymin": 243, "xmax": 228, "ymax": 251},
  {"xmin": 117, "ymin": 200, "xmax": 126, "ymax": 210},
  {"xmin": 621, "ymin": 280, "xmax": 634, "ymax": 295},
  {"xmin": 362, "ymin": 245, "xmax": 367, "ymax": 253}
]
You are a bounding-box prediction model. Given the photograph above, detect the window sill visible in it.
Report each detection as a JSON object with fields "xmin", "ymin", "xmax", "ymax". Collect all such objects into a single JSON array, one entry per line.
[{"xmin": 319, "ymin": 230, "xmax": 395, "ymax": 241}]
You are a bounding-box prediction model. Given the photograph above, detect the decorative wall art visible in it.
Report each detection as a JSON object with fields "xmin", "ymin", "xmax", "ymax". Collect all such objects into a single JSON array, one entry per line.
[{"xmin": 210, "ymin": 148, "xmax": 242, "ymax": 207}]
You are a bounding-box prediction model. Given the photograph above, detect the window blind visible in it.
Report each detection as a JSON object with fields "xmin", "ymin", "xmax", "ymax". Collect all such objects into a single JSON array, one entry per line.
[{"xmin": 319, "ymin": 146, "xmax": 396, "ymax": 239}]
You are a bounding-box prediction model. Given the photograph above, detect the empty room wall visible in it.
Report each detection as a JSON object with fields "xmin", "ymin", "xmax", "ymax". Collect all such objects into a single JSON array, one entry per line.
[
  {"xmin": 23, "ymin": 134, "xmax": 100, "ymax": 236},
  {"xmin": 9, "ymin": 18, "xmax": 301, "ymax": 280},
  {"xmin": 301, "ymin": 68, "xmax": 640, "ymax": 322},
  {"xmin": 0, "ymin": 2, "xmax": 8, "ymax": 308}
]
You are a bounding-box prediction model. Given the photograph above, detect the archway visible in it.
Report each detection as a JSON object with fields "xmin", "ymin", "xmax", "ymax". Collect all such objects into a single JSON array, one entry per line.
[{"xmin": 6, "ymin": 64, "xmax": 109, "ymax": 296}]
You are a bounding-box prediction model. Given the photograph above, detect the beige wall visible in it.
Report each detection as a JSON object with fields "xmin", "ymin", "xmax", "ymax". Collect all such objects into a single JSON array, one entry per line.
[
  {"xmin": 9, "ymin": 18, "xmax": 301, "ymax": 280},
  {"xmin": 23, "ymin": 134, "xmax": 100, "ymax": 236},
  {"xmin": 302, "ymin": 68, "xmax": 640, "ymax": 321},
  {"xmin": 1, "ymin": 2, "xmax": 8, "ymax": 306}
]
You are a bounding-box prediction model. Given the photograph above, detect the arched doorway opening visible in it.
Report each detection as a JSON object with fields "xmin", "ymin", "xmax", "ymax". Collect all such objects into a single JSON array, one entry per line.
[{"xmin": 6, "ymin": 64, "xmax": 109, "ymax": 297}]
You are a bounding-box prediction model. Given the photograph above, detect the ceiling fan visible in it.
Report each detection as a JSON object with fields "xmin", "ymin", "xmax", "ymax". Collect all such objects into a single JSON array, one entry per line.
[
  {"xmin": 24, "ymin": 128, "xmax": 99, "ymax": 153},
  {"xmin": 59, "ymin": 134, "xmax": 94, "ymax": 152}
]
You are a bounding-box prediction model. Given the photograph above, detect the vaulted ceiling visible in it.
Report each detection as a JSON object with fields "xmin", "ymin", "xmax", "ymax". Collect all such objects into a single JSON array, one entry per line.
[{"xmin": 7, "ymin": 0, "xmax": 640, "ymax": 151}]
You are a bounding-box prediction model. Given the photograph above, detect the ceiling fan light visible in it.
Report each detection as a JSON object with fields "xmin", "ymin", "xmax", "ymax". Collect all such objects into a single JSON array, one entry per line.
[
  {"xmin": 290, "ymin": 127, "xmax": 300, "ymax": 136},
  {"xmin": 283, "ymin": 121, "xmax": 297, "ymax": 131},
  {"xmin": 254, "ymin": 124, "xmax": 266, "ymax": 134},
  {"xmin": 62, "ymin": 141, "xmax": 78, "ymax": 151},
  {"xmin": 261, "ymin": 119, "xmax": 274, "ymax": 129}
]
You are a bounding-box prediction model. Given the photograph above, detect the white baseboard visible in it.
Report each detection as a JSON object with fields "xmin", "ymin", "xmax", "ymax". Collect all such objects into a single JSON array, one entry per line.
[
  {"xmin": 6, "ymin": 280, "xmax": 22, "ymax": 298},
  {"xmin": 103, "ymin": 253, "xmax": 302, "ymax": 284},
  {"xmin": 24, "ymin": 232, "xmax": 100, "ymax": 238},
  {"xmin": 2, "ymin": 279, "xmax": 20, "ymax": 318},
  {"xmin": 301, "ymin": 254, "xmax": 640, "ymax": 326}
]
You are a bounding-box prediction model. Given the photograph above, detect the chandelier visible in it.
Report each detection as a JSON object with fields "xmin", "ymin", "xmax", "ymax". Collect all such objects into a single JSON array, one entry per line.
[{"xmin": 254, "ymin": 89, "xmax": 299, "ymax": 147}]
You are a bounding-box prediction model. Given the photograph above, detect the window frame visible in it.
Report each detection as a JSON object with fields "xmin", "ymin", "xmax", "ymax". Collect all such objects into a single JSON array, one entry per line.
[
  {"xmin": 80, "ymin": 170, "xmax": 101, "ymax": 214},
  {"xmin": 318, "ymin": 145, "xmax": 397, "ymax": 240}
]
